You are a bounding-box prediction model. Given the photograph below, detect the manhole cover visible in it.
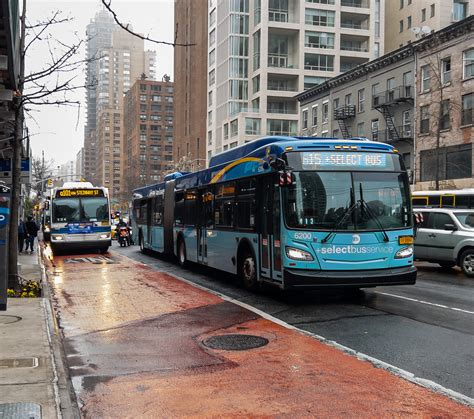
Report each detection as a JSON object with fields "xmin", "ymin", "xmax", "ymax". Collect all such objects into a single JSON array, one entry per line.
[
  {"xmin": 0, "ymin": 402, "xmax": 41, "ymax": 418},
  {"xmin": 203, "ymin": 334, "xmax": 269, "ymax": 351},
  {"xmin": 0, "ymin": 357, "xmax": 38, "ymax": 368},
  {"xmin": 0, "ymin": 315, "xmax": 22, "ymax": 325}
]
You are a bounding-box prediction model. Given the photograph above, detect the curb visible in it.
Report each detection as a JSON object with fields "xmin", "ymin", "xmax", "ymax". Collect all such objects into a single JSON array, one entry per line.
[{"xmin": 39, "ymin": 249, "xmax": 81, "ymax": 419}]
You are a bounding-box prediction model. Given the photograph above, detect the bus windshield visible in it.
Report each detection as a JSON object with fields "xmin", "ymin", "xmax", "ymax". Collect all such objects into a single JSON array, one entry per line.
[
  {"xmin": 52, "ymin": 197, "xmax": 109, "ymax": 223},
  {"xmin": 283, "ymin": 171, "xmax": 411, "ymax": 231}
]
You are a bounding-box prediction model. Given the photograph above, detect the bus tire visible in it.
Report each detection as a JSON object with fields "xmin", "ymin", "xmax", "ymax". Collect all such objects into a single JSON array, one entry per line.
[
  {"xmin": 459, "ymin": 249, "xmax": 474, "ymax": 278},
  {"xmin": 177, "ymin": 237, "xmax": 187, "ymax": 268},
  {"xmin": 239, "ymin": 248, "xmax": 258, "ymax": 291}
]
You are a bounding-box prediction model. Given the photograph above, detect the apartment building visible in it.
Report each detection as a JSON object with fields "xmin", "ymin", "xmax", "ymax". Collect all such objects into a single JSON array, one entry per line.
[
  {"xmin": 122, "ymin": 78, "xmax": 174, "ymax": 197},
  {"xmin": 385, "ymin": 0, "xmax": 473, "ymax": 52},
  {"xmin": 297, "ymin": 16, "xmax": 473, "ymax": 189},
  {"xmin": 75, "ymin": 148, "xmax": 84, "ymax": 180},
  {"xmin": 174, "ymin": 0, "xmax": 208, "ymax": 170},
  {"xmin": 207, "ymin": 0, "xmax": 384, "ymax": 159},
  {"xmin": 93, "ymin": 31, "xmax": 156, "ymax": 201},
  {"xmin": 84, "ymin": 10, "xmax": 116, "ymax": 186}
]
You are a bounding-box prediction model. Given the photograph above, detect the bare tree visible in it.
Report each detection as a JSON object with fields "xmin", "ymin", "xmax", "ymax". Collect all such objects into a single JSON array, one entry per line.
[
  {"xmin": 417, "ymin": 51, "xmax": 462, "ymax": 190},
  {"xmin": 30, "ymin": 156, "xmax": 55, "ymax": 196},
  {"xmin": 8, "ymin": 2, "xmax": 93, "ymax": 289},
  {"xmin": 100, "ymin": 0, "xmax": 194, "ymax": 48}
]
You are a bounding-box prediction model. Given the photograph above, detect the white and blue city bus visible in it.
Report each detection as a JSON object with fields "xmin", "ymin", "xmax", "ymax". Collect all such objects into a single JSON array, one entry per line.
[
  {"xmin": 49, "ymin": 182, "xmax": 112, "ymax": 254},
  {"xmin": 132, "ymin": 136, "xmax": 416, "ymax": 290}
]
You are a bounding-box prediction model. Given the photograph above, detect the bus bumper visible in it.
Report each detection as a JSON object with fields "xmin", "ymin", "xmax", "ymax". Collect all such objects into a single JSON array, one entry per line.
[
  {"xmin": 283, "ymin": 266, "xmax": 417, "ymax": 289},
  {"xmin": 50, "ymin": 240, "xmax": 111, "ymax": 250}
]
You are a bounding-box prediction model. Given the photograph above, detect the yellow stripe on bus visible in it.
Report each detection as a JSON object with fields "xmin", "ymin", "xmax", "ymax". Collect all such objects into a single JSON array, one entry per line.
[{"xmin": 210, "ymin": 157, "xmax": 264, "ymax": 184}]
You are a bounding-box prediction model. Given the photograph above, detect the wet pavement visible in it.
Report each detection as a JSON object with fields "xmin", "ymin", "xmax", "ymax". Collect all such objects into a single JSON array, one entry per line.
[{"xmin": 44, "ymin": 249, "xmax": 474, "ymax": 417}]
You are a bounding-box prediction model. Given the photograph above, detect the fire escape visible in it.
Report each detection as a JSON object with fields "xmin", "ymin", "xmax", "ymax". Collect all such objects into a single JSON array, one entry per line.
[
  {"xmin": 372, "ymin": 86, "xmax": 413, "ymax": 143},
  {"xmin": 334, "ymin": 105, "xmax": 356, "ymax": 139}
]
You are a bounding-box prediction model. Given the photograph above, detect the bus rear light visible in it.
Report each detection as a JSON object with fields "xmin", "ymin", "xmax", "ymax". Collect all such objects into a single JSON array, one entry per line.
[{"xmin": 285, "ymin": 247, "xmax": 314, "ymax": 261}]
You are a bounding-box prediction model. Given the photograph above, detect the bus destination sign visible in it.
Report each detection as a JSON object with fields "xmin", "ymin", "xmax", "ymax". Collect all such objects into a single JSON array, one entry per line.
[
  {"xmin": 56, "ymin": 189, "xmax": 104, "ymax": 198},
  {"xmin": 302, "ymin": 152, "xmax": 388, "ymax": 170}
]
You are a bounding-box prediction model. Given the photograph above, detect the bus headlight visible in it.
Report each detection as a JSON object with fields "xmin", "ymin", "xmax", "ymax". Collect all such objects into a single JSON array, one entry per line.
[
  {"xmin": 285, "ymin": 246, "xmax": 314, "ymax": 261},
  {"xmin": 44, "ymin": 226, "xmax": 50, "ymax": 233},
  {"xmin": 100, "ymin": 233, "xmax": 111, "ymax": 239},
  {"xmin": 52, "ymin": 235, "xmax": 63, "ymax": 241},
  {"xmin": 395, "ymin": 246, "xmax": 413, "ymax": 259}
]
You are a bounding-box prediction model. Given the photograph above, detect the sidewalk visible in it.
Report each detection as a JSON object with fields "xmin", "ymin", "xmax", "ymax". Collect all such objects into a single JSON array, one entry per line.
[{"xmin": 0, "ymin": 252, "xmax": 74, "ymax": 419}]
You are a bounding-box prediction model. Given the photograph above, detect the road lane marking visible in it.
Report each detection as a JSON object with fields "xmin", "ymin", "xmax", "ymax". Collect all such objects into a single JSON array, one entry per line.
[{"xmin": 374, "ymin": 291, "xmax": 474, "ymax": 315}]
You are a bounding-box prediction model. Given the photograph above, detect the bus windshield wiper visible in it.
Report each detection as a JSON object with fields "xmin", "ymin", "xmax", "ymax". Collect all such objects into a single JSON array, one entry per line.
[
  {"xmin": 321, "ymin": 201, "xmax": 358, "ymax": 243},
  {"xmin": 358, "ymin": 198, "xmax": 390, "ymax": 242}
]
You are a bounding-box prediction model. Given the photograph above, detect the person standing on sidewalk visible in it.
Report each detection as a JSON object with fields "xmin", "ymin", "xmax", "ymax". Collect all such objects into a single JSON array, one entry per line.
[
  {"xmin": 25, "ymin": 216, "xmax": 39, "ymax": 254},
  {"xmin": 18, "ymin": 218, "xmax": 26, "ymax": 253}
]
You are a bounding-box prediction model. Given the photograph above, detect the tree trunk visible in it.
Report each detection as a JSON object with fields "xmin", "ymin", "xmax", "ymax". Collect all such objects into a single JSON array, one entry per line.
[{"xmin": 7, "ymin": 106, "xmax": 22, "ymax": 289}]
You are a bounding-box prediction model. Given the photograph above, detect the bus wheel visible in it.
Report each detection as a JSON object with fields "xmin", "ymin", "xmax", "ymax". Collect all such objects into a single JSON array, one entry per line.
[
  {"xmin": 178, "ymin": 238, "xmax": 187, "ymax": 267},
  {"xmin": 240, "ymin": 251, "xmax": 258, "ymax": 291}
]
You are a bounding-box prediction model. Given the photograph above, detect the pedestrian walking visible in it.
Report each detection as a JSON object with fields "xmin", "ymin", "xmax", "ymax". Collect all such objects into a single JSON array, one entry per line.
[
  {"xmin": 18, "ymin": 218, "xmax": 26, "ymax": 253},
  {"xmin": 25, "ymin": 216, "xmax": 39, "ymax": 254}
]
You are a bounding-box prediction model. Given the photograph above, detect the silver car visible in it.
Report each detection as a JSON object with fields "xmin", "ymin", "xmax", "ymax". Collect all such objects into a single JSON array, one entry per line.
[{"xmin": 414, "ymin": 208, "xmax": 474, "ymax": 277}]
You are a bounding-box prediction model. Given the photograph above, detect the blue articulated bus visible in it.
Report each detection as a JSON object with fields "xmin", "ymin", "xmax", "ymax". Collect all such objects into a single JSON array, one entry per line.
[{"xmin": 132, "ymin": 136, "xmax": 416, "ymax": 290}]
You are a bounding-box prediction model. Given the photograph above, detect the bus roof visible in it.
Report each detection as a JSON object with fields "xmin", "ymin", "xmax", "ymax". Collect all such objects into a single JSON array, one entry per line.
[{"xmin": 133, "ymin": 136, "xmax": 395, "ymax": 198}]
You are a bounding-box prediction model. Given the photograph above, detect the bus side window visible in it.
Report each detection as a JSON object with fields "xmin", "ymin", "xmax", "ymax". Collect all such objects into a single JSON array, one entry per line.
[
  {"xmin": 140, "ymin": 200, "xmax": 148, "ymax": 225},
  {"xmin": 457, "ymin": 195, "xmax": 469, "ymax": 208},
  {"xmin": 154, "ymin": 196, "xmax": 163, "ymax": 226},
  {"xmin": 215, "ymin": 182, "xmax": 235, "ymax": 228},
  {"xmin": 175, "ymin": 192, "xmax": 185, "ymax": 226},
  {"xmin": 236, "ymin": 179, "xmax": 256, "ymax": 231},
  {"xmin": 412, "ymin": 197, "xmax": 428, "ymax": 207},
  {"xmin": 184, "ymin": 190, "xmax": 197, "ymax": 226},
  {"xmin": 428, "ymin": 196, "xmax": 440, "ymax": 207},
  {"xmin": 201, "ymin": 188, "xmax": 214, "ymax": 228}
]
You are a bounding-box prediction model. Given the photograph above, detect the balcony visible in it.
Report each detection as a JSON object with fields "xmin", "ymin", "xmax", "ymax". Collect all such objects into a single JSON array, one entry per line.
[
  {"xmin": 341, "ymin": 0, "xmax": 369, "ymax": 8},
  {"xmin": 372, "ymin": 86, "xmax": 413, "ymax": 108},
  {"xmin": 371, "ymin": 129, "xmax": 413, "ymax": 144},
  {"xmin": 268, "ymin": 54, "xmax": 297, "ymax": 69},
  {"xmin": 340, "ymin": 43, "xmax": 368, "ymax": 52},
  {"xmin": 340, "ymin": 11, "xmax": 370, "ymax": 30},
  {"xmin": 267, "ymin": 76, "xmax": 298, "ymax": 92},
  {"xmin": 334, "ymin": 105, "xmax": 356, "ymax": 120}
]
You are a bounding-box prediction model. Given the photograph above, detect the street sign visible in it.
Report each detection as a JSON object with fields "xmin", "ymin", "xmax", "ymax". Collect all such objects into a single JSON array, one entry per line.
[
  {"xmin": 0, "ymin": 183, "xmax": 10, "ymax": 311},
  {"xmin": 0, "ymin": 158, "xmax": 31, "ymax": 184}
]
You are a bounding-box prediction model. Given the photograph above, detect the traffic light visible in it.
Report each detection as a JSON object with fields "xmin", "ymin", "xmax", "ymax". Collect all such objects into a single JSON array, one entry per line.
[{"xmin": 47, "ymin": 178, "xmax": 53, "ymax": 188}]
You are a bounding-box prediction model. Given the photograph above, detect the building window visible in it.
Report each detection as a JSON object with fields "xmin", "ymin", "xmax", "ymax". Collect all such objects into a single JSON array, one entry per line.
[
  {"xmin": 421, "ymin": 8, "xmax": 426, "ymax": 21},
  {"xmin": 407, "ymin": 16, "xmax": 412, "ymax": 29},
  {"xmin": 209, "ymin": 69, "xmax": 215, "ymax": 86},
  {"xmin": 421, "ymin": 65, "xmax": 430, "ymax": 91},
  {"xmin": 209, "ymin": 8, "xmax": 216, "ymax": 26},
  {"xmin": 357, "ymin": 122, "xmax": 364, "ymax": 137},
  {"xmin": 463, "ymin": 49, "xmax": 474, "ymax": 79},
  {"xmin": 305, "ymin": 9, "xmax": 335, "ymax": 27},
  {"xmin": 441, "ymin": 57, "xmax": 451, "ymax": 84},
  {"xmin": 322, "ymin": 102, "xmax": 329, "ymax": 123},
  {"xmin": 312, "ymin": 106, "xmax": 318, "ymax": 126},
  {"xmin": 140, "ymin": 95, "xmax": 147, "ymax": 102},
  {"xmin": 420, "ymin": 105, "xmax": 430, "ymax": 134},
  {"xmin": 252, "ymin": 75, "xmax": 260, "ymax": 93},
  {"xmin": 224, "ymin": 123, "xmax": 229, "ymax": 140},
  {"xmin": 453, "ymin": 0, "xmax": 468, "ymax": 21},
  {"xmin": 440, "ymin": 100, "xmax": 450, "ymax": 130},
  {"xmin": 400, "ymin": 0, "xmax": 403, "ymax": 8},
  {"xmin": 345, "ymin": 93, "xmax": 352, "ymax": 106},
  {"xmin": 430, "ymin": 3, "xmax": 435, "ymax": 17},
  {"xmin": 399, "ymin": 20, "xmax": 404, "ymax": 32},
  {"xmin": 302, "ymin": 109, "xmax": 308, "ymax": 129},
  {"xmin": 208, "ymin": 130, "xmax": 213, "ymax": 145},
  {"xmin": 209, "ymin": 29, "xmax": 216, "ymax": 47},
  {"xmin": 208, "ymin": 110, "xmax": 212, "ymax": 126},
  {"xmin": 245, "ymin": 118, "xmax": 261, "ymax": 135},
  {"xmin": 357, "ymin": 89, "xmax": 365, "ymax": 113},
  {"xmin": 230, "ymin": 119, "xmax": 239, "ymax": 137},
  {"xmin": 461, "ymin": 93, "xmax": 473, "ymax": 126},
  {"xmin": 208, "ymin": 91, "xmax": 213, "ymax": 107},
  {"xmin": 421, "ymin": 143, "xmax": 472, "ymax": 181},
  {"xmin": 209, "ymin": 49, "xmax": 216, "ymax": 66}
]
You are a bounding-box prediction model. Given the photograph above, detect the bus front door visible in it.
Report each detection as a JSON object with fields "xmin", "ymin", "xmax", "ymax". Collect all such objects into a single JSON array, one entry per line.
[
  {"xmin": 259, "ymin": 177, "xmax": 283, "ymax": 283},
  {"xmin": 146, "ymin": 198, "xmax": 153, "ymax": 247},
  {"xmin": 197, "ymin": 190, "xmax": 210, "ymax": 265}
]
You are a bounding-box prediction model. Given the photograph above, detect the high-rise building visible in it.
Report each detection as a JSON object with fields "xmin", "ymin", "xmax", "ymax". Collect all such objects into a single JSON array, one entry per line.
[
  {"xmin": 207, "ymin": 0, "xmax": 384, "ymax": 157},
  {"xmin": 385, "ymin": 0, "xmax": 473, "ymax": 53},
  {"xmin": 75, "ymin": 148, "xmax": 84, "ymax": 180},
  {"xmin": 122, "ymin": 78, "xmax": 174, "ymax": 196},
  {"xmin": 84, "ymin": 9, "xmax": 116, "ymax": 186},
  {"xmin": 58, "ymin": 160, "xmax": 76, "ymax": 183},
  {"xmin": 173, "ymin": 0, "xmax": 208, "ymax": 170}
]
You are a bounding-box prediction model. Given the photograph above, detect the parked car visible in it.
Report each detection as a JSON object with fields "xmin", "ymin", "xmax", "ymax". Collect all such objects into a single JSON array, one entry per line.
[{"xmin": 414, "ymin": 208, "xmax": 474, "ymax": 277}]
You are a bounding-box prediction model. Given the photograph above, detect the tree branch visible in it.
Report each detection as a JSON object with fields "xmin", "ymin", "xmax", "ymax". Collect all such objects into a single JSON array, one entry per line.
[{"xmin": 101, "ymin": 0, "xmax": 194, "ymax": 47}]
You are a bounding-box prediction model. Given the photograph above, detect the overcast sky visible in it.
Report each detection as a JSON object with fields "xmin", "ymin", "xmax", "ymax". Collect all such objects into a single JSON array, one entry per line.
[{"xmin": 26, "ymin": 0, "xmax": 174, "ymax": 167}]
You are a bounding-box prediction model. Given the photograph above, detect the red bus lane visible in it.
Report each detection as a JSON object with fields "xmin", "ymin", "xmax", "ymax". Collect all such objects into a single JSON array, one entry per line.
[{"xmin": 44, "ymin": 250, "xmax": 473, "ymax": 417}]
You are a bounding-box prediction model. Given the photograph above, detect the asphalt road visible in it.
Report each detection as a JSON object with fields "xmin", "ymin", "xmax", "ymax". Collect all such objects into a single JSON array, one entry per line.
[{"xmin": 115, "ymin": 243, "xmax": 474, "ymax": 399}]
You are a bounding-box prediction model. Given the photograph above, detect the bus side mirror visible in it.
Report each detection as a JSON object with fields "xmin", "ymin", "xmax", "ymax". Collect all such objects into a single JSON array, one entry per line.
[{"xmin": 270, "ymin": 158, "xmax": 286, "ymax": 171}]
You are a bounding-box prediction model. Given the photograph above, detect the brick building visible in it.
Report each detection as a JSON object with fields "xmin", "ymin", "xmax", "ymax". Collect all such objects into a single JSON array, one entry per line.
[{"xmin": 122, "ymin": 78, "xmax": 174, "ymax": 198}]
